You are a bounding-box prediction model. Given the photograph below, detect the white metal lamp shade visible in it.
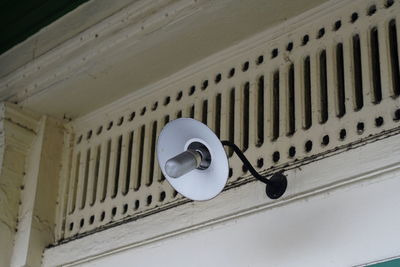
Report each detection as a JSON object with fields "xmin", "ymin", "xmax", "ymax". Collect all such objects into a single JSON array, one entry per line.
[{"xmin": 157, "ymin": 118, "xmax": 229, "ymax": 201}]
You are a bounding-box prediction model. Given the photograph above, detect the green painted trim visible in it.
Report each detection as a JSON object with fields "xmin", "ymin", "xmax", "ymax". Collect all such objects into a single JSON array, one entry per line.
[
  {"xmin": 0, "ymin": 0, "xmax": 90, "ymax": 55},
  {"xmin": 369, "ymin": 258, "xmax": 400, "ymax": 267}
]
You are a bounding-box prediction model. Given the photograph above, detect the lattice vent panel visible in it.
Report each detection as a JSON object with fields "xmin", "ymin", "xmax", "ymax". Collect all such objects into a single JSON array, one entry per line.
[{"xmin": 58, "ymin": 0, "xmax": 400, "ymax": 241}]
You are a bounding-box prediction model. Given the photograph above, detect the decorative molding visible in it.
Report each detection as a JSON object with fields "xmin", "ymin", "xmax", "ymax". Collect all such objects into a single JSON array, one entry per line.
[
  {"xmin": 0, "ymin": 0, "xmax": 201, "ymax": 103},
  {"xmin": 0, "ymin": 102, "xmax": 40, "ymax": 132},
  {"xmin": 57, "ymin": 0, "xmax": 400, "ymax": 242},
  {"xmin": 70, "ymin": 0, "xmax": 349, "ymax": 130},
  {"xmin": 0, "ymin": 103, "xmax": 40, "ymax": 154},
  {"xmin": 43, "ymin": 131, "xmax": 400, "ymax": 266},
  {"xmin": 0, "ymin": 0, "xmax": 345, "ymax": 117}
]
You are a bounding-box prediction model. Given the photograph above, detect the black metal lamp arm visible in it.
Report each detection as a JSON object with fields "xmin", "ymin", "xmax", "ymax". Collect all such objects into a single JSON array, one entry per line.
[
  {"xmin": 221, "ymin": 140, "xmax": 288, "ymax": 199},
  {"xmin": 221, "ymin": 140, "xmax": 271, "ymax": 185}
]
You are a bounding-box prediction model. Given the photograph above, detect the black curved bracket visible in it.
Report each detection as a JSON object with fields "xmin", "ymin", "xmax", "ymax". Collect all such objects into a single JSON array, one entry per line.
[{"xmin": 221, "ymin": 140, "xmax": 287, "ymax": 199}]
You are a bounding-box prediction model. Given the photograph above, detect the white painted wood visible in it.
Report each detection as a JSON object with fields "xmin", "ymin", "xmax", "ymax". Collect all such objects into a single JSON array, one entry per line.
[
  {"xmin": 10, "ymin": 118, "xmax": 45, "ymax": 267},
  {"xmin": 0, "ymin": 0, "xmax": 395, "ymax": 264},
  {"xmin": 0, "ymin": 103, "xmax": 39, "ymax": 267},
  {"xmin": 0, "ymin": 0, "xmax": 332, "ymax": 119},
  {"xmin": 55, "ymin": 129, "xmax": 74, "ymax": 241},
  {"xmin": 51, "ymin": 0, "xmax": 400, "ymax": 241},
  {"xmin": 22, "ymin": 117, "xmax": 65, "ymax": 266},
  {"xmin": 0, "ymin": 0, "xmax": 136, "ymax": 78},
  {"xmin": 67, "ymin": 0, "xmax": 345, "ymax": 129},
  {"xmin": 43, "ymin": 132, "xmax": 400, "ymax": 266},
  {"xmin": 1, "ymin": 0, "xmax": 400, "ymax": 266},
  {"xmin": 78, "ymin": 167, "xmax": 400, "ymax": 267}
]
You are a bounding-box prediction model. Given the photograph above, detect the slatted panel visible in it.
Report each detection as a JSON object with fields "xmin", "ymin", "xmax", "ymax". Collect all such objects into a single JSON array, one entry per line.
[{"xmin": 58, "ymin": 0, "xmax": 400, "ymax": 241}]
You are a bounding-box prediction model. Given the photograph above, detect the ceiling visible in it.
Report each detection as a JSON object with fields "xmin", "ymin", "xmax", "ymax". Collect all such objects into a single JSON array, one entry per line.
[
  {"xmin": 0, "ymin": 0, "xmax": 89, "ymax": 55},
  {"xmin": 0, "ymin": 0, "xmax": 329, "ymax": 119}
]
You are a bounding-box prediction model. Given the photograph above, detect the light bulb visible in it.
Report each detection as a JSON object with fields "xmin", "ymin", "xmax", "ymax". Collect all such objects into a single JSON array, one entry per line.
[{"xmin": 165, "ymin": 150, "xmax": 202, "ymax": 178}]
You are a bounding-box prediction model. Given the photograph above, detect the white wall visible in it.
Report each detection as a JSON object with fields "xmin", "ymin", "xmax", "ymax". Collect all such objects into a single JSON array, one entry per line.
[{"xmin": 79, "ymin": 168, "xmax": 400, "ymax": 267}]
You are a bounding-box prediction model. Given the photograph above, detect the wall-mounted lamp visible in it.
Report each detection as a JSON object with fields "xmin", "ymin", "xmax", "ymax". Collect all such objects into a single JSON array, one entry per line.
[{"xmin": 157, "ymin": 118, "xmax": 287, "ymax": 201}]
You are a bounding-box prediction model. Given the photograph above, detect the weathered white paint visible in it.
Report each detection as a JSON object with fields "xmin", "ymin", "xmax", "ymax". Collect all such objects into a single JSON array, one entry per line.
[
  {"xmin": 54, "ymin": 127, "xmax": 74, "ymax": 242},
  {"xmin": 0, "ymin": 103, "xmax": 39, "ymax": 267},
  {"xmin": 10, "ymin": 117, "xmax": 46, "ymax": 267},
  {"xmin": 58, "ymin": 0, "xmax": 400, "ymax": 241},
  {"xmin": 79, "ymin": 166, "xmax": 400, "ymax": 267},
  {"xmin": 43, "ymin": 132, "xmax": 400, "ymax": 266},
  {"xmin": 0, "ymin": 0, "xmax": 399, "ymax": 266},
  {"xmin": 0, "ymin": 103, "xmax": 66, "ymax": 267},
  {"xmin": 0, "ymin": 0, "xmax": 330, "ymax": 118},
  {"xmin": 0, "ymin": 0, "xmax": 136, "ymax": 78},
  {"xmin": 11, "ymin": 116, "xmax": 65, "ymax": 267}
]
